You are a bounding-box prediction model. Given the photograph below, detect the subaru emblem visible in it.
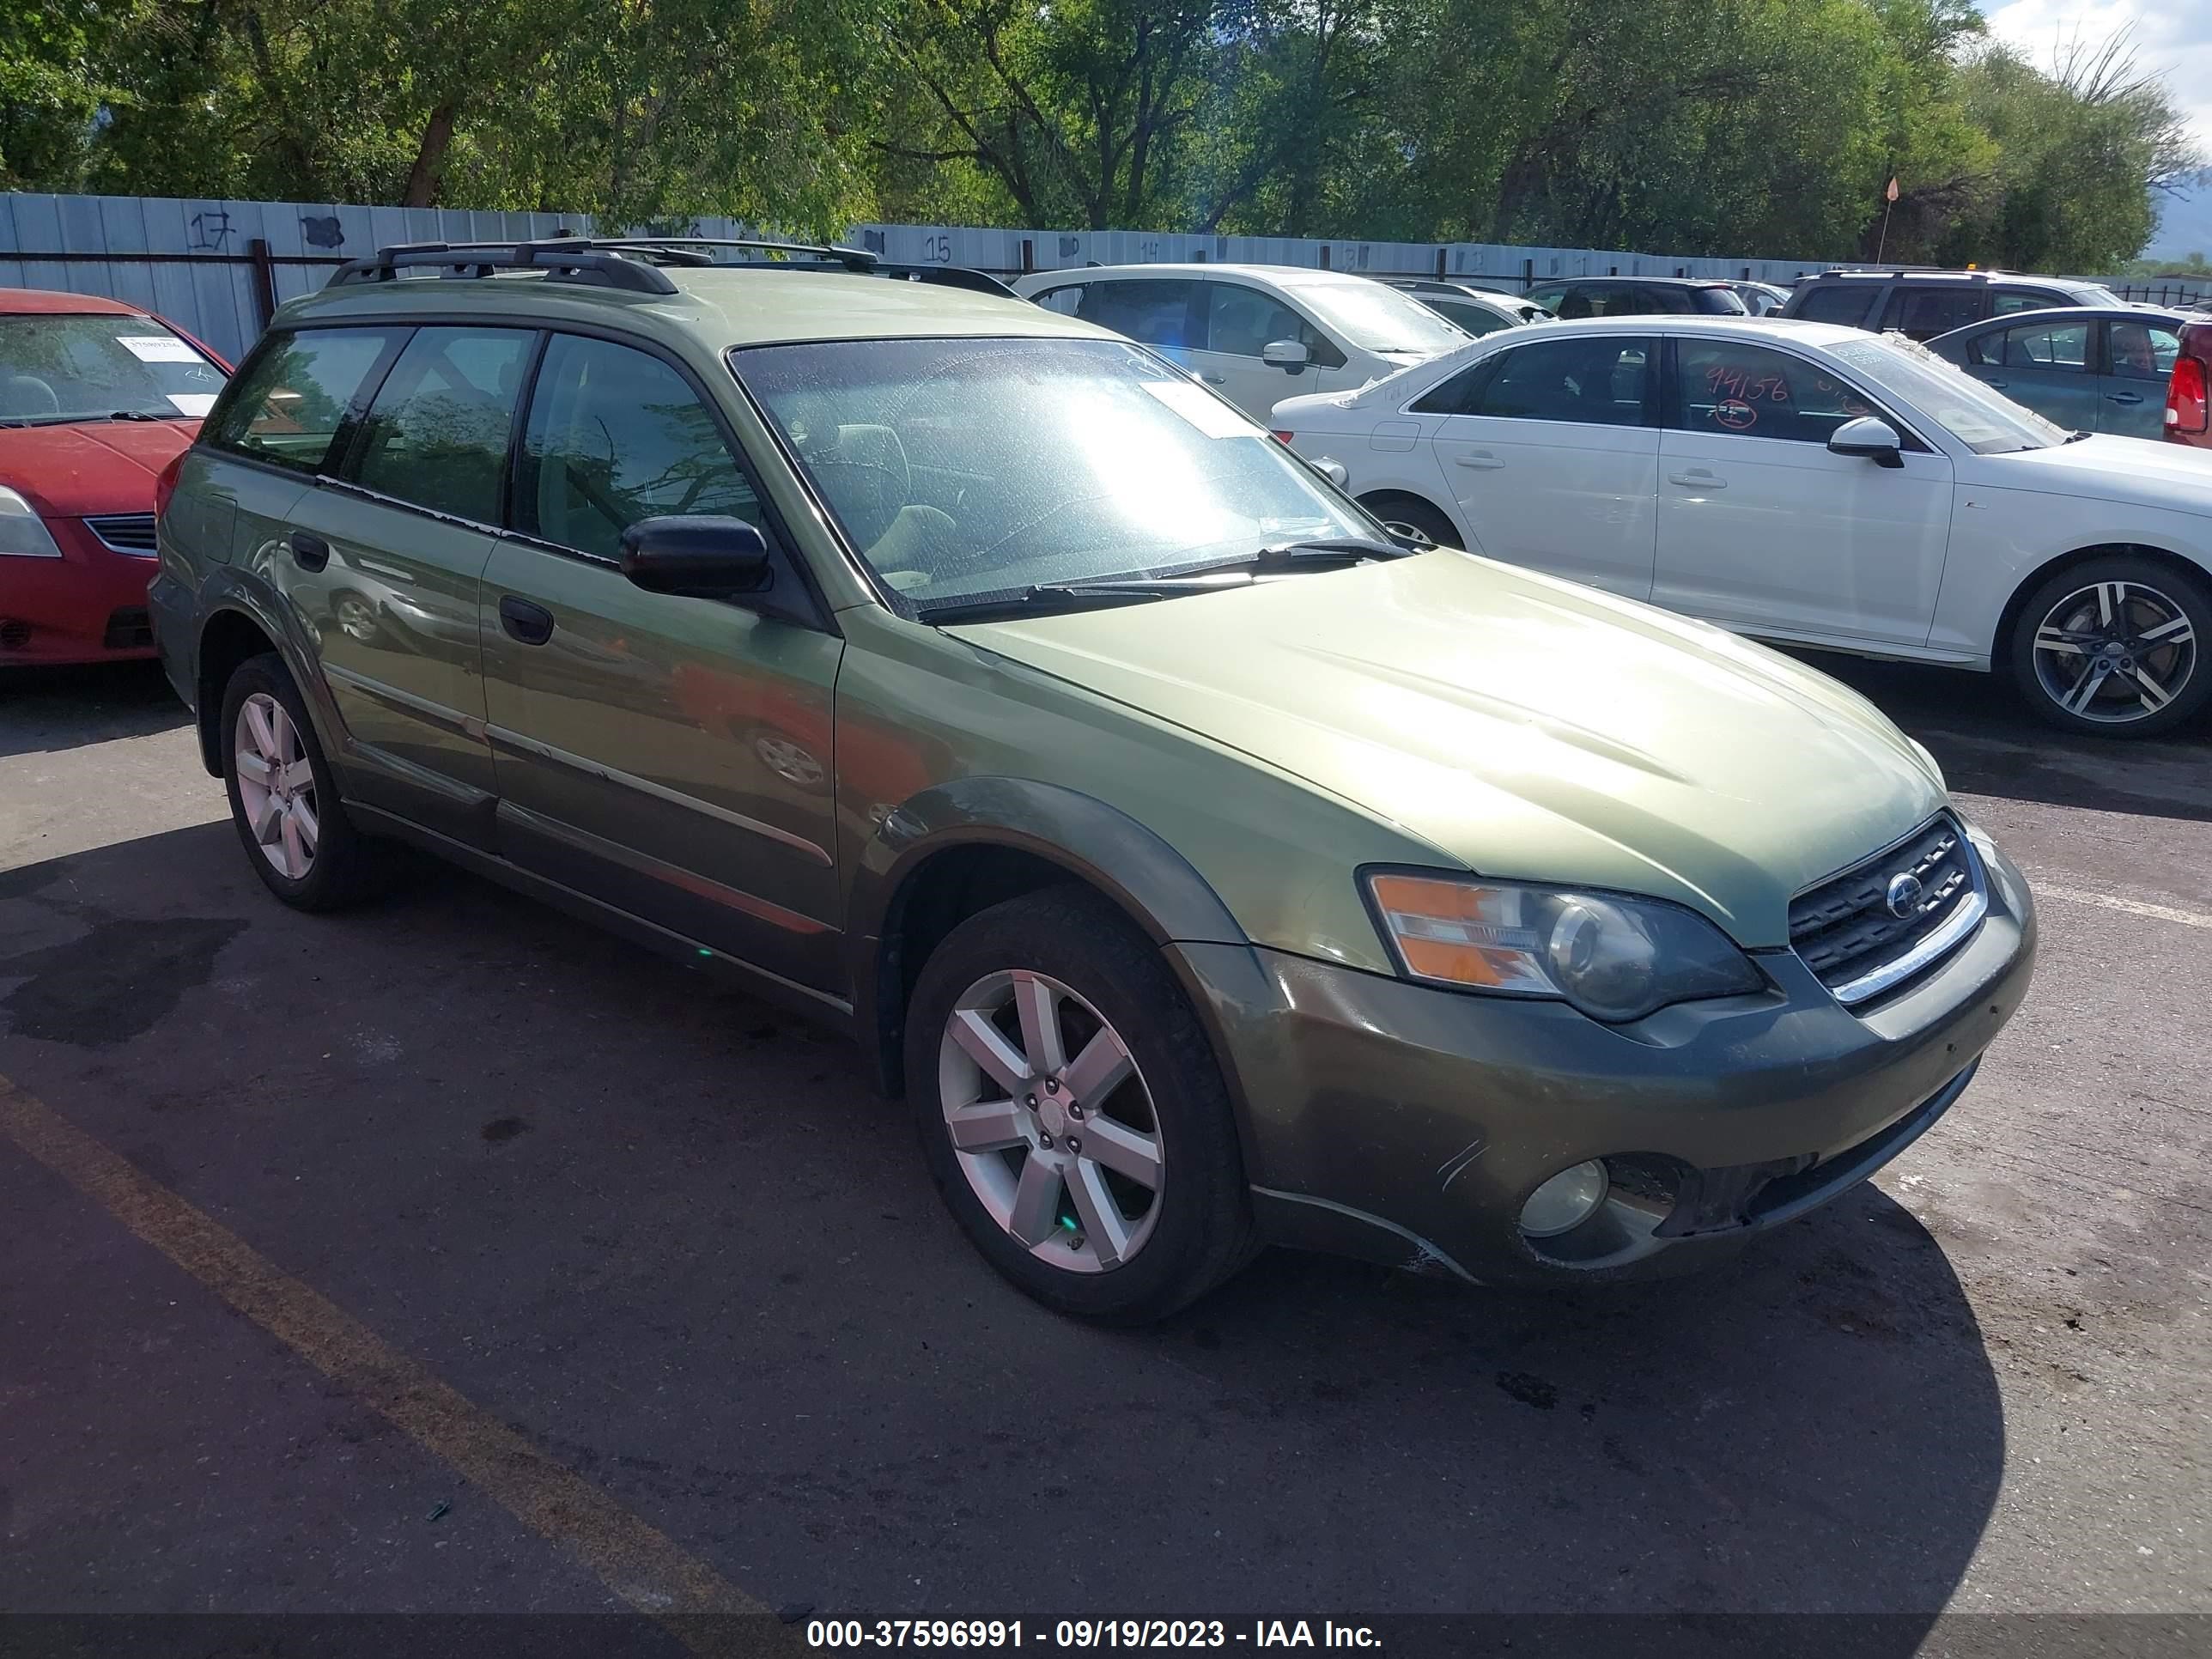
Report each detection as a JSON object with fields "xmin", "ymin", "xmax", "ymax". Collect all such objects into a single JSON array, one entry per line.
[{"xmin": 1884, "ymin": 872, "xmax": 1924, "ymax": 919}]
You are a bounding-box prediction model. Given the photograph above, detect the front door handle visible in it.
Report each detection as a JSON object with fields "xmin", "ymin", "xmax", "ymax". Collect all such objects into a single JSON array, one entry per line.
[
  {"xmin": 2107, "ymin": 392, "xmax": 2144, "ymax": 404},
  {"xmin": 1200, "ymin": 372, "xmax": 1227, "ymax": 385},
  {"xmin": 1983, "ymin": 378, "xmax": 2008, "ymax": 390},
  {"xmin": 1668, "ymin": 471, "xmax": 1725, "ymax": 489},
  {"xmin": 288, "ymin": 530, "xmax": 330, "ymax": 572},
  {"xmin": 1453, "ymin": 452, "xmax": 1505, "ymax": 469},
  {"xmin": 498, "ymin": 595, "xmax": 554, "ymax": 646}
]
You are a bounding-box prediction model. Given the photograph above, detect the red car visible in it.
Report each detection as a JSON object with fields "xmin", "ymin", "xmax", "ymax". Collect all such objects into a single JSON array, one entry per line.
[
  {"xmin": 1, "ymin": 289, "xmax": 229, "ymax": 665},
  {"xmin": 2168, "ymin": 313, "xmax": 2212, "ymax": 449}
]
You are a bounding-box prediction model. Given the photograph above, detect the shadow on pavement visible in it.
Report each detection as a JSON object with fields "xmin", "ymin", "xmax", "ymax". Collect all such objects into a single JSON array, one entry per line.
[
  {"xmin": 0, "ymin": 821, "xmax": 2005, "ymax": 1635},
  {"xmin": 0, "ymin": 661, "xmax": 189, "ymax": 761},
  {"xmin": 1788, "ymin": 649, "xmax": 2212, "ymax": 824}
]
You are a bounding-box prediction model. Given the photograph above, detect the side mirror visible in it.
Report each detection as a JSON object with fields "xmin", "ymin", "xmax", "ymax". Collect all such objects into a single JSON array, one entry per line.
[
  {"xmin": 1262, "ymin": 338, "xmax": 1311, "ymax": 374},
  {"xmin": 1314, "ymin": 456, "xmax": 1350, "ymax": 489},
  {"xmin": 621, "ymin": 515, "xmax": 772, "ymax": 596},
  {"xmin": 1827, "ymin": 416, "xmax": 1905, "ymax": 468}
]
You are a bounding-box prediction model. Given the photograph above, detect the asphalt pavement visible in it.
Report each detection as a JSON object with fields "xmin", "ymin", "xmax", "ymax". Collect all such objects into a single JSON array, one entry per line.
[{"xmin": 0, "ymin": 653, "xmax": 2205, "ymax": 1652}]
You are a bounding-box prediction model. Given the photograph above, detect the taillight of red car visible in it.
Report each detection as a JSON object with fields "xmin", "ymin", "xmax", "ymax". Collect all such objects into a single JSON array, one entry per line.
[
  {"xmin": 154, "ymin": 450, "xmax": 186, "ymax": 524},
  {"xmin": 2168, "ymin": 355, "xmax": 2208, "ymax": 441}
]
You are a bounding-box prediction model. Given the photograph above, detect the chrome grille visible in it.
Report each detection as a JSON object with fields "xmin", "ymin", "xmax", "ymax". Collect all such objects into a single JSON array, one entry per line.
[
  {"xmin": 84, "ymin": 514, "xmax": 159, "ymax": 556},
  {"xmin": 1790, "ymin": 815, "xmax": 1985, "ymax": 1007}
]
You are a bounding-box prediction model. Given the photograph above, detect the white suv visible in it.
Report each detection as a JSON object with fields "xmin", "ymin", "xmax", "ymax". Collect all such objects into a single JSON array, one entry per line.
[{"xmin": 1011, "ymin": 264, "xmax": 1469, "ymax": 422}]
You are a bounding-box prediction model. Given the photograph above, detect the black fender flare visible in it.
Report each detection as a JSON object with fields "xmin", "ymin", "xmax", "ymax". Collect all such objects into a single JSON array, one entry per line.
[{"xmin": 847, "ymin": 777, "xmax": 1264, "ymax": 1115}]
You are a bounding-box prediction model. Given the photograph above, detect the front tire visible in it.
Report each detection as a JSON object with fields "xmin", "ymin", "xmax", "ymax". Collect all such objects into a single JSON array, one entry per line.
[
  {"xmin": 219, "ymin": 653, "xmax": 383, "ymax": 909},
  {"xmin": 2009, "ymin": 556, "xmax": 2209, "ymax": 738},
  {"xmin": 1359, "ymin": 491, "xmax": 1460, "ymax": 552},
  {"xmin": 905, "ymin": 887, "xmax": 1255, "ymax": 1322}
]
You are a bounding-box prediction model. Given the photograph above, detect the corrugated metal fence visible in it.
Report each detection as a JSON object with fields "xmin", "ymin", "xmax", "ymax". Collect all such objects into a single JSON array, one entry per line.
[{"xmin": 2, "ymin": 189, "xmax": 1917, "ymax": 363}]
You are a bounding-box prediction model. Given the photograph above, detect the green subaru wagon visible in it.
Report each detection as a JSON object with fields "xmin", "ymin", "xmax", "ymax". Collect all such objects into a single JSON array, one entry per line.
[{"xmin": 150, "ymin": 238, "xmax": 2035, "ymax": 1322}]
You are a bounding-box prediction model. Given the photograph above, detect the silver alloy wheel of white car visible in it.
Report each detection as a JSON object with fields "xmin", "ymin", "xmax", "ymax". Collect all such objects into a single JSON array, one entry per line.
[
  {"xmin": 937, "ymin": 969, "xmax": 1164, "ymax": 1273},
  {"xmin": 2031, "ymin": 579, "xmax": 2198, "ymax": 726},
  {"xmin": 234, "ymin": 690, "xmax": 320, "ymax": 879}
]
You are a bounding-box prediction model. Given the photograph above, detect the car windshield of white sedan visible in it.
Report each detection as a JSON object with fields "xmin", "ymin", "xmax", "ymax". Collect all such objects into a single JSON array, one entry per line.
[
  {"xmin": 1831, "ymin": 336, "xmax": 2068, "ymax": 453},
  {"xmin": 1285, "ymin": 281, "xmax": 1470, "ymax": 355},
  {"xmin": 0, "ymin": 314, "xmax": 228, "ymax": 425},
  {"xmin": 732, "ymin": 337, "xmax": 1372, "ymax": 608}
]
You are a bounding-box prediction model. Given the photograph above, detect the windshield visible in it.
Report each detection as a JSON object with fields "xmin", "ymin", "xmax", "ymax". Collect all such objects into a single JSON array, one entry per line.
[
  {"xmin": 2076, "ymin": 285, "xmax": 2126, "ymax": 307},
  {"xmin": 1284, "ymin": 280, "xmax": 1470, "ymax": 356},
  {"xmin": 1831, "ymin": 335, "xmax": 2069, "ymax": 453},
  {"xmin": 0, "ymin": 313, "xmax": 228, "ymax": 424},
  {"xmin": 732, "ymin": 337, "xmax": 1378, "ymax": 611}
]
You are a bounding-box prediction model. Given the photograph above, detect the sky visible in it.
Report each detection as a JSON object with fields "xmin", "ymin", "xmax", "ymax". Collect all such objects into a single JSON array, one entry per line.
[{"xmin": 1980, "ymin": 1, "xmax": 2212, "ymax": 258}]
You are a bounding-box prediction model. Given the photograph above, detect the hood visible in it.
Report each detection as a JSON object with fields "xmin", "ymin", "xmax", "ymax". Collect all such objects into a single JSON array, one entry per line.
[
  {"xmin": 1963, "ymin": 434, "xmax": 2212, "ymax": 518},
  {"xmin": 0, "ymin": 419, "xmax": 197, "ymax": 516},
  {"xmin": 952, "ymin": 552, "xmax": 1947, "ymax": 948}
]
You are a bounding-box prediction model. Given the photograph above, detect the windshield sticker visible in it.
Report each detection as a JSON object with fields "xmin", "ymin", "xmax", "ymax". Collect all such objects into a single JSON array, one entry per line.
[
  {"xmin": 1139, "ymin": 378, "xmax": 1261, "ymax": 439},
  {"xmin": 166, "ymin": 392, "xmax": 219, "ymax": 416},
  {"xmin": 118, "ymin": 334, "xmax": 199, "ymax": 363}
]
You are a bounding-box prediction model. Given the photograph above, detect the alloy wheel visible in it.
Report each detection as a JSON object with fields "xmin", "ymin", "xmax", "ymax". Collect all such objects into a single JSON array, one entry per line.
[
  {"xmin": 937, "ymin": 969, "xmax": 1164, "ymax": 1273},
  {"xmin": 2031, "ymin": 580, "xmax": 2197, "ymax": 726},
  {"xmin": 234, "ymin": 691, "xmax": 319, "ymax": 879}
]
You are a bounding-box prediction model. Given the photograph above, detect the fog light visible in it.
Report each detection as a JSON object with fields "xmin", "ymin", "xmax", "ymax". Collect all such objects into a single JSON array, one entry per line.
[{"xmin": 1519, "ymin": 1160, "xmax": 1609, "ymax": 1237}]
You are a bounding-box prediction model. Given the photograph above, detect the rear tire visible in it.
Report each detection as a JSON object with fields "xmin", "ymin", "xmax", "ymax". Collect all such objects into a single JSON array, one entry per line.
[
  {"xmin": 905, "ymin": 886, "xmax": 1255, "ymax": 1322},
  {"xmin": 219, "ymin": 653, "xmax": 386, "ymax": 910},
  {"xmin": 1359, "ymin": 492, "xmax": 1460, "ymax": 552},
  {"xmin": 2008, "ymin": 556, "xmax": 2210, "ymax": 738}
]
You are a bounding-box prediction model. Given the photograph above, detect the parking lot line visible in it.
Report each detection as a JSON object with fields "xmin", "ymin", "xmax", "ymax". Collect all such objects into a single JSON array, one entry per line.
[
  {"xmin": 0, "ymin": 1069, "xmax": 769, "ymax": 1650},
  {"xmin": 2034, "ymin": 882, "xmax": 2212, "ymax": 931}
]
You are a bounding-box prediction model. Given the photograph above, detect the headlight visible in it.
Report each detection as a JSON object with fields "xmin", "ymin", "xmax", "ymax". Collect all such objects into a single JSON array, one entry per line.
[
  {"xmin": 0, "ymin": 488, "xmax": 64, "ymax": 558},
  {"xmin": 1364, "ymin": 872, "xmax": 1764, "ymax": 1023}
]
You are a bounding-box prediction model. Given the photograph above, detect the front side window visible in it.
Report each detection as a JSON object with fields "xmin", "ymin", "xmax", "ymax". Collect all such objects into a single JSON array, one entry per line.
[
  {"xmin": 205, "ymin": 328, "xmax": 397, "ymax": 473},
  {"xmin": 1281, "ymin": 279, "xmax": 1467, "ymax": 355},
  {"xmin": 1072, "ymin": 280, "xmax": 1201, "ymax": 350},
  {"xmin": 2107, "ymin": 320, "xmax": 2180, "ymax": 381},
  {"xmin": 0, "ymin": 313, "xmax": 228, "ymax": 426},
  {"xmin": 349, "ymin": 327, "xmax": 533, "ymax": 523},
  {"xmin": 732, "ymin": 336, "xmax": 1373, "ymax": 611},
  {"xmin": 1200, "ymin": 284, "xmax": 1346, "ymax": 368},
  {"xmin": 1456, "ymin": 335, "xmax": 1651, "ymax": 425},
  {"xmin": 1830, "ymin": 336, "xmax": 2066, "ymax": 453},
  {"xmin": 1991, "ymin": 290, "xmax": 2058, "ymax": 316},
  {"xmin": 520, "ymin": 334, "xmax": 760, "ymax": 560},
  {"xmin": 1674, "ymin": 341, "xmax": 1881, "ymax": 444}
]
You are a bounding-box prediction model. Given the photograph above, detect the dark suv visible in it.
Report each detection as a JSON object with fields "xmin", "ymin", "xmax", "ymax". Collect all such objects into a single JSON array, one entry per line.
[
  {"xmin": 1782, "ymin": 270, "xmax": 2124, "ymax": 342},
  {"xmin": 1520, "ymin": 276, "xmax": 1746, "ymax": 319}
]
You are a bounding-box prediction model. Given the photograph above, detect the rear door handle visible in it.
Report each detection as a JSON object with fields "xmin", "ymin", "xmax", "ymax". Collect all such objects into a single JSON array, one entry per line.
[
  {"xmin": 288, "ymin": 530, "xmax": 330, "ymax": 572},
  {"xmin": 1668, "ymin": 471, "xmax": 1725, "ymax": 489},
  {"xmin": 1981, "ymin": 377, "xmax": 2008, "ymax": 389},
  {"xmin": 2107, "ymin": 392, "xmax": 2144, "ymax": 404},
  {"xmin": 497, "ymin": 595, "xmax": 554, "ymax": 646},
  {"xmin": 1453, "ymin": 452, "xmax": 1505, "ymax": 469}
]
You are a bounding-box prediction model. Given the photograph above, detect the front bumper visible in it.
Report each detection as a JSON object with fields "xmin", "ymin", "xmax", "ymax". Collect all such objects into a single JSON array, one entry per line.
[
  {"xmin": 0, "ymin": 519, "xmax": 159, "ymax": 665},
  {"xmin": 1179, "ymin": 828, "xmax": 2037, "ymax": 1284}
]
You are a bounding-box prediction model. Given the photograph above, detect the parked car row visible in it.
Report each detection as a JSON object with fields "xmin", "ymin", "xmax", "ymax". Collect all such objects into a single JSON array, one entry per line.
[{"xmin": 109, "ymin": 235, "xmax": 2040, "ymax": 1322}]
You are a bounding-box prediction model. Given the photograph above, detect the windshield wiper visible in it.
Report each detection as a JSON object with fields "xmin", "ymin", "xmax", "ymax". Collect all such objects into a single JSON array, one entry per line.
[
  {"xmin": 2063, "ymin": 428, "xmax": 2094, "ymax": 444},
  {"xmin": 917, "ymin": 582, "xmax": 1179, "ymax": 625},
  {"xmin": 0, "ymin": 410, "xmax": 170, "ymax": 428},
  {"xmin": 1205, "ymin": 536, "xmax": 1415, "ymax": 574}
]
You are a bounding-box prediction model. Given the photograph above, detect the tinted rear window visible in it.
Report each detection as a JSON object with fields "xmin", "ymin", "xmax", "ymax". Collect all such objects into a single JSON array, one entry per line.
[
  {"xmin": 206, "ymin": 329, "xmax": 397, "ymax": 474},
  {"xmin": 1790, "ymin": 285, "xmax": 1879, "ymax": 327}
]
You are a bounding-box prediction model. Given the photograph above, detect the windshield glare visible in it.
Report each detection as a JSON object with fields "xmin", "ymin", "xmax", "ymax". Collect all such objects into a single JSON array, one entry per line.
[
  {"xmin": 0, "ymin": 314, "xmax": 228, "ymax": 423},
  {"xmin": 1286, "ymin": 280, "xmax": 1470, "ymax": 356},
  {"xmin": 732, "ymin": 337, "xmax": 1377, "ymax": 611},
  {"xmin": 1832, "ymin": 335, "xmax": 2068, "ymax": 453}
]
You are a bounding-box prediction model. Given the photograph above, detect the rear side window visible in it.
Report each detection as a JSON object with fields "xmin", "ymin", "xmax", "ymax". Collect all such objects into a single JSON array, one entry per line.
[
  {"xmin": 2107, "ymin": 319, "xmax": 2180, "ymax": 381},
  {"xmin": 205, "ymin": 328, "xmax": 396, "ymax": 473},
  {"xmin": 1073, "ymin": 280, "xmax": 1201, "ymax": 350},
  {"xmin": 1452, "ymin": 336, "xmax": 1651, "ymax": 424},
  {"xmin": 348, "ymin": 327, "xmax": 534, "ymax": 523},
  {"xmin": 1692, "ymin": 287, "xmax": 1748, "ymax": 315},
  {"xmin": 1882, "ymin": 287, "xmax": 1984, "ymax": 339},
  {"xmin": 1790, "ymin": 284, "xmax": 1879, "ymax": 327},
  {"xmin": 520, "ymin": 333, "xmax": 761, "ymax": 561},
  {"xmin": 1030, "ymin": 284, "xmax": 1085, "ymax": 317}
]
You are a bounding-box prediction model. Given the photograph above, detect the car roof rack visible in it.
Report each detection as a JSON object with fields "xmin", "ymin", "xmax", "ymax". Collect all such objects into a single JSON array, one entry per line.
[
  {"xmin": 592, "ymin": 236, "xmax": 880, "ymax": 274},
  {"xmin": 328, "ymin": 240, "xmax": 682, "ymax": 295}
]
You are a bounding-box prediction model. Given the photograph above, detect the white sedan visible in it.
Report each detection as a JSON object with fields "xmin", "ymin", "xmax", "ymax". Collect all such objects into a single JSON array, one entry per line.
[{"xmin": 1273, "ymin": 316, "xmax": 2212, "ymax": 736}]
